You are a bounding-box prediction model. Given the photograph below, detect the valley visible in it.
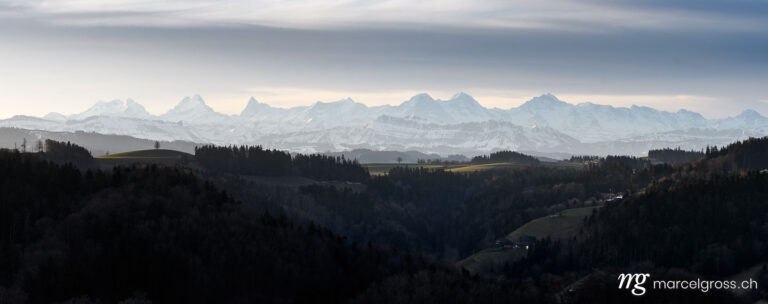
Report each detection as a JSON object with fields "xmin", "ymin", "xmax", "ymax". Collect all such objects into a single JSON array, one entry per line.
[{"xmin": 1, "ymin": 136, "xmax": 767, "ymax": 303}]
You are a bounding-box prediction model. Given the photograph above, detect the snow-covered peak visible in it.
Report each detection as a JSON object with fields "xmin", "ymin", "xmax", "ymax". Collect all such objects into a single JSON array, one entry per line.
[
  {"xmin": 450, "ymin": 92, "xmax": 473, "ymax": 100},
  {"xmin": 160, "ymin": 95, "xmax": 225, "ymax": 124},
  {"xmin": 391, "ymin": 93, "xmax": 496, "ymax": 124},
  {"xmin": 304, "ymin": 98, "xmax": 371, "ymax": 123},
  {"xmin": 70, "ymin": 99, "xmax": 151, "ymax": 120},
  {"xmin": 398, "ymin": 94, "xmax": 439, "ymax": 110},
  {"xmin": 518, "ymin": 94, "xmax": 570, "ymax": 111},
  {"xmin": 676, "ymin": 109, "xmax": 700, "ymax": 115},
  {"xmin": 630, "ymin": 104, "xmax": 657, "ymax": 113},
  {"xmin": 243, "ymin": 96, "xmax": 260, "ymax": 109},
  {"xmin": 402, "ymin": 93, "xmax": 435, "ymax": 106},
  {"xmin": 439, "ymin": 92, "xmax": 499, "ymax": 122},
  {"xmin": 575, "ymin": 102, "xmax": 613, "ymax": 112},
  {"xmin": 43, "ymin": 112, "xmax": 67, "ymax": 122},
  {"xmin": 172, "ymin": 94, "xmax": 211, "ymax": 112},
  {"xmin": 9, "ymin": 92, "xmax": 768, "ymax": 153},
  {"xmin": 675, "ymin": 109, "xmax": 705, "ymax": 121},
  {"xmin": 736, "ymin": 109, "xmax": 764, "ymax": 119},
  {"xmin": 72, "ymin": 100, "xmax": 122, "ymax": 119},
  {"xmin": 447, "ymin": 92, "xmax": 481, "ymax": 106},
  {"xmin": 310, "ymin": 97, "xmax": 365, "ymax": 109},
  {"xmin": 711, "ymin": 109, "xmax": 768, "ymax": 129},
  {"xmin": 241, "ymin": 97, "xmax": 271, "ymax": 117},
  {"xmin": 124, "ymin": 99, "xmax": 150, "ymax": 118}
]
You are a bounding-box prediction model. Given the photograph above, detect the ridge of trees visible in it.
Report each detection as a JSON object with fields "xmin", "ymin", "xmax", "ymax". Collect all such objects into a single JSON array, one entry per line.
[
  {"xmin": 648, "ymin": 147, "xmax": 704, "ymax": 163},
  {"xmin": 194, "ymin": 145, "xmax": 369, "ymax": 181},
  {"xmin": 0, "ymin": 149, "xmax": 531, "ymax": 303},
  {"xmin": 471, "ymin": 150, "xmax": 540, "ymax": 164}
]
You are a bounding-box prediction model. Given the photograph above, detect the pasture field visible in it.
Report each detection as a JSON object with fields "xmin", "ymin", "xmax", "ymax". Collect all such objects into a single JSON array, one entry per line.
[
  {"xmin": 364, "ymin": 160, "xmax": 582, "ymax": 175},
  {"xmin": 96, "ymin": 149, "xmax": 193, "ymax": 159},
  {"xmin": 506, "ymin": 205, "xmax": 601, "ymax": 241},
  {"xmin": 457, "ymin": 247, "xmax": 527, "ymax": 275},
  {"xmin": 445, "ymin": 162, "xmax": 525, "ymax": 172},
  {"xmin": 95, "ymin": 149, "xmax": 195, "ymax": 168},
  {"xmin": 458, "ymin": 205, "xmax": 601, "ymax": 275}
]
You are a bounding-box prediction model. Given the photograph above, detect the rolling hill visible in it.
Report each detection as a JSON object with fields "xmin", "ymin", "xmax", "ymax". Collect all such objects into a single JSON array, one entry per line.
[
  {"xmin": 458, "ymin": 206, "xmax": 602, "ymax": 275},
  {"xmin": 97, "ymin": 149, "xmax": 192, "ymax": 159},
  {"xmin": 505, "ymin": 206, "xmax": 601, "ymax": 241}
]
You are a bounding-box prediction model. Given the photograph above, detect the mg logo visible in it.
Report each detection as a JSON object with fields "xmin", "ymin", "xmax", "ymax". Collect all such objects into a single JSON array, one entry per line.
[{"xmin": 618, "ymin": 273, "xmax": 651, "ymax": 296}]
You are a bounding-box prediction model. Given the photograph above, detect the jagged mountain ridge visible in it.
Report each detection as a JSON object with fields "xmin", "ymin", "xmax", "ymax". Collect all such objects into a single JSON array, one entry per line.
[{"xmin": 3, "ymin": 93, "xmax": 767, "ymax": 156}]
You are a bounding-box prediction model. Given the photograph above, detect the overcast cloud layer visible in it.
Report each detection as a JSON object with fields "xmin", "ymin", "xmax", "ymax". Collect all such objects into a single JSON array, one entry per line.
[{"xmin": 1, "ymin": 0, "xmax": 767, "ymax": 118}]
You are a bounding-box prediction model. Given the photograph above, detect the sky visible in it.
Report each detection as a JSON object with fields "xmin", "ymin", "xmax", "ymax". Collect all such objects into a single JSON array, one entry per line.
[{"xmin": 1, "ymin": 0, "xmax": 767, "ymax": 119}]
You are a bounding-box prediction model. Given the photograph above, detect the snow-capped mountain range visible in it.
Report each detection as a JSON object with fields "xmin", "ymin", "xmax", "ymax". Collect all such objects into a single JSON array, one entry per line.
[{"xmin": 2, "ymin": 93, "xmax": 767, "ymax": 156}]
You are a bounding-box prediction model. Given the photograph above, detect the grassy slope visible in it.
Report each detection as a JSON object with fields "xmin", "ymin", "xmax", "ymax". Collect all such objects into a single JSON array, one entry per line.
[
  {"xmin": 506, "ymin": 206, "xmax": 600, "ymax": 241},
  {"xmin": 446, "ymin": 162, "xmax": 525, "ymax": 172},
  {"xmin": 96, "ymin": 149, "xmax": 192, "ymax": 159},
  {"xmin": 457, "ymin": 247, "xmax": 528, "ymax": 275},
  {"xmin": 364, "ymin": 161, "xmax": 582, "ymax": 175},
  {"xmin": 95, "ymin": 149, "xmax": 198, "ymax": 170},
  {"xmin": 458, "ymin": 206, "xmax": 601, "ymax": 275},
  {"xmin": 97, "ymin": 149, "xmax": 366, "ymax": 190}
]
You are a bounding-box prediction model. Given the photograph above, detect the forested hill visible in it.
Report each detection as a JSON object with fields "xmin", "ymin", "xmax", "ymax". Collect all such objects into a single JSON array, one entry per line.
[
  {"xmin": 502, "ymin": 139, "xmax": 768, "ymax": 303},
  {"xmin": 700, "ymin": 137, "xmax": 768, "ymax": 172},
  {"xmin": 33, "ymin": 141, "xmax": 371, "ymax": 181},
  {"xmin": 4, "ymin": 137, "xmax": 768, "ymax": 302},
  {"xmin": 195, "ymin": 145, "xmax": 369, "ymax": 181},
  {"xmin": 656, "ymin": 137, "xmax": 768, "ymax": 177},
  {"xmin": 583, "ymin": 172, "xmax": 768, "ymax": 274},
  {"xmin": 471, "ymin": 150, "xmax": 540, "ymax": 164},
  {"xmin": 0, "ymin": 149, "xmax": 527, "ymax": 303},
  {"xmin": 648, "ymin": 147, "xmax": 704, "ymax": 163}
]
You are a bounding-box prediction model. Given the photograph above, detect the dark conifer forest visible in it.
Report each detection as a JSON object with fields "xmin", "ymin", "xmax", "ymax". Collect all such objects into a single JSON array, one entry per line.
[
  {"xmin": 194, "ymin": 145, "xmax": 368, "ymax": 181},
  {"xmin": 471, "ymin": 150, "xmax": 540, "ymax": 164},
  {"xmin": 648, "ymin": 147, "xmax": 704, "ymax": 164},
  {"xmin": 2, "ymin": 137, "xmax": 768, "ymax": 303}
]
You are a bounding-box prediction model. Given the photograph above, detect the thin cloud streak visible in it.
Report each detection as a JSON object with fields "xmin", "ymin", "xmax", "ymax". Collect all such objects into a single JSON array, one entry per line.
[
  {"xmin": 0, "ymin": 0, "xmax": 766, "ymax": 119},
  {"xmin": 3, "ymin": 0, "xmax": 767, "ymax": 32}
]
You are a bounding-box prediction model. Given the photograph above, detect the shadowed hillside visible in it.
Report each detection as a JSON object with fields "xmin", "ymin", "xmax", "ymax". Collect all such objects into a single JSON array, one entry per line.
[{"xmin": 0, "ymin": 149, "xmax": 528, "ymax": 304}]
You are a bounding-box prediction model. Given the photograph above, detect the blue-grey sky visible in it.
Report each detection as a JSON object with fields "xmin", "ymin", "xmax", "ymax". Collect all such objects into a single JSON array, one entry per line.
[{"xmin": 1, "ymin": 0, "xmax": 767, "ymax": 118}]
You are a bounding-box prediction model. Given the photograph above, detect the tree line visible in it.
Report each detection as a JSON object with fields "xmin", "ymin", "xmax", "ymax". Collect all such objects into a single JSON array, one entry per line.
[
  {"xmin": 648, "ymin": 147, "xmax": 704, "ymax": 163},
  {"xmin": 194, "ymin": 145, "xmax": 369, "ymax": 181},
  {"xmin": 0, "ymin": 148, "xmax": 535, "ymax": 303},
  {"xmin": 497, "ymin": 137, "xmax": 768, "ymax": 302},
  {"xmin": 471, "ymin": 150, "xmax": 540, "ymax": 164}
]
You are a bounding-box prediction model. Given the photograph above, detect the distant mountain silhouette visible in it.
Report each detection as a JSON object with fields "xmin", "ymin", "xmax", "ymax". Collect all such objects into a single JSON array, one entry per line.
[{"xmin": 2, "ymin": 93, "xmax": 767, "ymax": 156}]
